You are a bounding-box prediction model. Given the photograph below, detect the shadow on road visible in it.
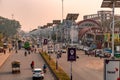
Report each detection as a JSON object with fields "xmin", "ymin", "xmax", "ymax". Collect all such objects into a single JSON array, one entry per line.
[{"xmin": 0, "ymin": 71, "xmax": 12, "ymax": 75}]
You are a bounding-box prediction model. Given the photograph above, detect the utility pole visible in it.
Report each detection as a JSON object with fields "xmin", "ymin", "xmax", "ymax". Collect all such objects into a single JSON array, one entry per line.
[{"xmin": 62, "ymin": 0, "xmax": 64, "ymax": 22}]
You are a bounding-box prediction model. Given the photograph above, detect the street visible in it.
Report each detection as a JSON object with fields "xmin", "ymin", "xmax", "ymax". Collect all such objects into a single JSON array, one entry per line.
[
  {"xmin": 0, "ymin": 49, "xmax": 54, "ymax": 80},
  {"xmin": 51, "ymin": 49, "xmax": 104, "ymax": 80}
]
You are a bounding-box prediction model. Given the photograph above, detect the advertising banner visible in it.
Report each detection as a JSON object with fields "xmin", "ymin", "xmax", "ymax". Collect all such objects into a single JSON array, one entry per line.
[
  {"xmin": 104, "ymin": 59, "xmax": 120, "ymax": 80},
  {"xmin": 67, "ymin": 48, "xmax": 76, "ymax": 61}
]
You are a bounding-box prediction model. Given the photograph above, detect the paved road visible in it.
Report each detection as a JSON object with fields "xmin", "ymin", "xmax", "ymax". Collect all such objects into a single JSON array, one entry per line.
[
  {"xmin": 0, "ymin": 49, "xmax": 54, "ymax": 80},
  {"xmin": 51, "ymin": 50, "xmax": 104, "ymax": 80}
]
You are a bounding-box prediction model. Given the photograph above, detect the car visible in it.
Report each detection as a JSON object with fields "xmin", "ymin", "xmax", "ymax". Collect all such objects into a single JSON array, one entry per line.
[
  {"xmin": 62, "ymin": 43, "xmax": 67, "ymax": 49},
  {"xmin": 48, "ymin": 49, "xmax": 54, "ymax": 54},
  {"xmin": 85, "ymin": 49, "xmax": 95, "ymax": 56},
  {"xmin": 83, "ymin": 46, "xmax": 91, "ymax": 51},
  {"xmin": 61, "ymin": 49, "xmax": 66, "ymax": 53},
  {"xmin": 32, "ymin": 68, "xmax": 44, "ymax": 80},
  {"xmin": 103, "ymin": 48, "xmax": 111, "ymax": 58},
  {"xmin": 94, "ymin": 49, "xmax": 102, "ymax": 57},
  {"xmin": 76, "ymin": 45, "xmax": 84, "ymax": 50}
]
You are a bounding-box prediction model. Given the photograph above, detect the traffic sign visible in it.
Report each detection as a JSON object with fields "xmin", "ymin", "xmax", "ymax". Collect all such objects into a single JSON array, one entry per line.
[
  {"xmin": 67, "ymin": 48, "xmax": 76, "ymax": 61},
  {"xmin": 104, "ymin": 59, "xmax": 120, "ymax": 80}
]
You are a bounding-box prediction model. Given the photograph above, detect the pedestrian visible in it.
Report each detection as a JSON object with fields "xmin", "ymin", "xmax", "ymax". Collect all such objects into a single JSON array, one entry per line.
[
  {"xmin": 3, "ymin": 49, "xmax": 6, "ymax": 54},
  {"xmin": 34, "ymin": 48, "xmax": 36, "ymax": 53},
  {"xmin": 9, "ymin": 48, "xmax": 11, "ymax": 52},
  {"xmin": 15, "ymin": 50, "xmax": 18, "ymax": 53},
  {"xmin": 24, "ymin": 51, "xmax": 27, "ymax": 56},
  {"xmin": 28, "ymin": 51, "xmax": 31, "ymax": 54}
]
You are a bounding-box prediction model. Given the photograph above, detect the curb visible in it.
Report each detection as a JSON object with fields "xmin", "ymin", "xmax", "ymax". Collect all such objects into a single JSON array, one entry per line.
[
  {"xmin": 39, "ymin": 52, "xmax": 59, "ymax": 80},
  {"xmin": 0, "ymin": 52, "xmax": 11, "ymax": 68}
]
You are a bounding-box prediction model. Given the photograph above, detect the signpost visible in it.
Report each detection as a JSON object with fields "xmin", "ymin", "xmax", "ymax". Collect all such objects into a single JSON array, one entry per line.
[
  {"xmin": 104, "ymin": 59, "xmax": 120, "ymax": 80},
  {"xmin": 66, "ymin": 13, "xmax": 79, "ymax": 80},
  {"xmin": 67, "ymin": 48, "xmax": 76, "ymax": 80}
]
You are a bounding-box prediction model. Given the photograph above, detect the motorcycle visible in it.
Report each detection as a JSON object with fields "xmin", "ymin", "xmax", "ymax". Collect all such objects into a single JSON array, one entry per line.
[
  {"xmin": 30, "ymin": 64, "xmax": 34, "ymax": 69},
  {"xmin": 30, "ymin": 61, "xmax": 34, "ymax": 69},
  {"xmin": 43, "ymin": 68, "xmax": 47, "ymax": 73}
]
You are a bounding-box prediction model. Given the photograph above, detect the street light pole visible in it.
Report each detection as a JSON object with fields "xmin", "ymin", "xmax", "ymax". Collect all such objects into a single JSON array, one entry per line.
[
  {"xmin": 62, "ymin": 0, "xmax": 64, "ymax": 22},
  {"xmin": 111, "ymin": 2, "xmax": 115, "ymax": 58},
  {"xmin": 101, "ymin": 0, "xmax": 120, "ymax": 59},
  {"xmin": 56, "ymin": 28, "xmax": 58, "ymax": 69}
]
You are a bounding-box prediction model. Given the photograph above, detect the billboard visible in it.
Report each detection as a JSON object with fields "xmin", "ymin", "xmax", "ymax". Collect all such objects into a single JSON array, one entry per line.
[{"xmin": 104, "ymin": 59, "xmax": 120, "ymax": 80}]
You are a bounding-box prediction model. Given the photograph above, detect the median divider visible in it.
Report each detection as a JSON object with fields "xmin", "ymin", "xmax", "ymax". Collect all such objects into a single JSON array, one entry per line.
[{"xmin": 39, "ymin": 51, "xmax": 70, "ymax": 80}]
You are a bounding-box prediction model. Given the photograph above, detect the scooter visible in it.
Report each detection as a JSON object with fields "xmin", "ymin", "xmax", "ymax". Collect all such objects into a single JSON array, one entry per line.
[
  {"xmin": 30, "ymin": 64, "xmax": 34, "ymax": 69},
  {"xmin": 43, "ymin": 68, "xmax": 47, "ymax": 73}
]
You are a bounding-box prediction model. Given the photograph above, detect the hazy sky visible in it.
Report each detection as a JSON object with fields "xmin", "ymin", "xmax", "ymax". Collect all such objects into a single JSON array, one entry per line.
[{"xmin": 0, "ymin": 0, "xmax": 119, "ymax": 32}]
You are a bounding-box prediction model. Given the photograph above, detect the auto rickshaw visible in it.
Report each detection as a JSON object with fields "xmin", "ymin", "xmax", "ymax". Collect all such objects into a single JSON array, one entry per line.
[{"xmin": 11, "ymin": 61, "xmax": 20, "ymax": 74}]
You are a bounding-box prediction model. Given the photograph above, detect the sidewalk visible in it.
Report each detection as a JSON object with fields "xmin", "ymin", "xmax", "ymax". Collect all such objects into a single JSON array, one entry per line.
[{"xmin": 0, "ymin": 50, "xmax": 11, "ymax": 68}]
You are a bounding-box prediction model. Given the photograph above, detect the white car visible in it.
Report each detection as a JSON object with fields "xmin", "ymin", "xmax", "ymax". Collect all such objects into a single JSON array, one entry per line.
[
  {"xmin": 61, "ymin": 49, "xmax": 66, "ymax": 53},
  {"xmin": 48, "ymin": 49, "xmax": 54, "ymax": 54},
  {"xmin": 83, "ymin": 46, "xmax": 90, "ymax": 51},
  {"xmin": 32, "ymin": 68, "xmax": 44, "ymax": 80},
  {"xmin": 77, "ymin": 45, "xmax": 84, "ymax": 50}
]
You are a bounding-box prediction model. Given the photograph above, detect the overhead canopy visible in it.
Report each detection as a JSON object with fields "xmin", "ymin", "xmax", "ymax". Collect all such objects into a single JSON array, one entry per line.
[{"xmin": 101, "ymin": 0, "xmax": 120, "ymax": 8}]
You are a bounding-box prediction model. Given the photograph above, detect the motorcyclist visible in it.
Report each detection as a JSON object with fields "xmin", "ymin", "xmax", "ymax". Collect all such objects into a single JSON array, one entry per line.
[
  {"xmin": 24, "ymin": 51, "xmax": 27, "ymax": 56},
  {"xmin": 31, "ymin": 61, "xmax": 34, "ymax": 69},
  {"xmin": 43, "ymin": 64, "xmax": 47, "ymax": 73}
]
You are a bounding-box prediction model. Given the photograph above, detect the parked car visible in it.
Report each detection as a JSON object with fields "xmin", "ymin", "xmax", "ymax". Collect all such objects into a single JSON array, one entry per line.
[
  {"xmin": 76, "ymin": 45, "xmax": 84, "ymax": 50},
  {"xmin": 103, "ymin": 48, "xmax": 111, "ymax": 58},
  {"xmin": 61, "ymin": 49, "xmax": 66, "ymax": 53},
  {"xmin": 85, "ymin": 49, "xmax": 95, "ymax": 56},
  {"xmin": 94, "ymin": 49, "xmax": 111, "ymax": 58},
  {"xmin": 94, "ymin": 49, "xmax": 102, "ymax": 57},
  {"xmin": 32, "ymin": 68, "xmax": 44, "ymax": 80},
  {"xmin": 62, "ymin": 43, "xmax": 67, "ymax": 49},
  {"xmin": 83, "ymin": 46, "xmax": 91, "ymax": 51}
]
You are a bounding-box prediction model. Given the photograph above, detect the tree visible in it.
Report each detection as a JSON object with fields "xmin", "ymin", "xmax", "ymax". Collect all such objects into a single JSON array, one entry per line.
[{"xmin": 0, "ymin": 16, "xmax": 21, "ymax": 37}]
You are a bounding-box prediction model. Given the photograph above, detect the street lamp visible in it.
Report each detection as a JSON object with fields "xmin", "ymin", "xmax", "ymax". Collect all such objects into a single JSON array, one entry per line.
[
  {"xmin": 53, "ymin": 20, "xmax": 61, "ymax": 69},
  {"xmin": 101, "ymin": 0, "xmax": 120, "ymax": 58},
  {"xmin": 62, "ymin": 0, "xmax": 64, "ymax": 22}
]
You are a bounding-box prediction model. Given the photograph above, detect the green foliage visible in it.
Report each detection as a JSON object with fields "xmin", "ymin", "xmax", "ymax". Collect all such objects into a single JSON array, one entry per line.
[
  {"xmin": 41, "ymin": 52, "xmax": 70, "ymax": 80},
  {"xmin": 51, "ymin": 32, "xmax": 56, "ymax": 41},
  {"xmin": 0, "ymin": 33, "xmax": 3, "ymax": 47},
  {"xmin": 0, "ymin": 16, "xmax": 21, "ymax": 37}
]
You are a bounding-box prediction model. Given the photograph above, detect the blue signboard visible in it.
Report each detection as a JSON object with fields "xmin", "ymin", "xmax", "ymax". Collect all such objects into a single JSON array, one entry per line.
[{"xmin": 67, "ymin": 48, "xmax": 76, "ymax": 61}]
